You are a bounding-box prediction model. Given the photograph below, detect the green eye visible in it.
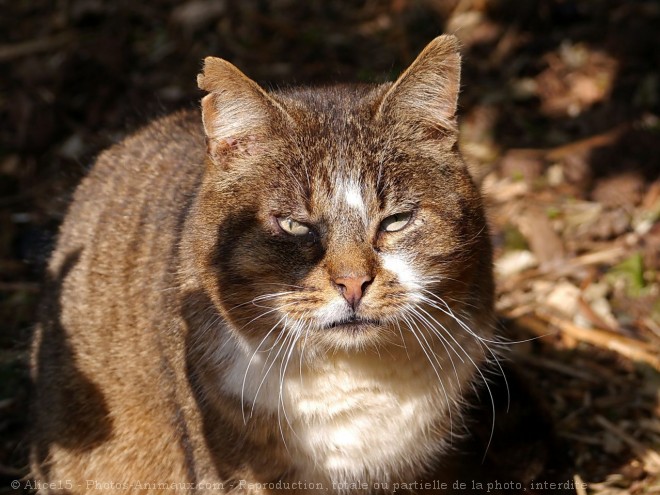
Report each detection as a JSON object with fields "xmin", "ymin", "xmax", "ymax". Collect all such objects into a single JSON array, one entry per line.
[
  {"xmin": 380, "ymin": 212, "xmax": 413, "ymax": 232},
  {"xmin": 277, "ymin": 217, "xmax": 310, "ymax": 236}
]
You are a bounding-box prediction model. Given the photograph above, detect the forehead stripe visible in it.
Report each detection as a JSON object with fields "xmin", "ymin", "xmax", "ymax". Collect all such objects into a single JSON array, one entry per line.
[{"xmin": 343, "ymin": 183, "xmax": 364, "ymax": 210}]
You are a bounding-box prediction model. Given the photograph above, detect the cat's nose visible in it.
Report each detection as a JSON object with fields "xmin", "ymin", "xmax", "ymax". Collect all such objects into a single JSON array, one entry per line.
[{"xmin": 333, "ymin": 275, "xmax": 373, "ymax": 310}]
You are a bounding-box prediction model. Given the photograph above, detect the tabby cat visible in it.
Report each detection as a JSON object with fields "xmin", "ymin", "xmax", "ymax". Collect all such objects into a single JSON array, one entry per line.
[{"xmin": 32, "ymin": 35, "xmax": 496, "ymax": 493}]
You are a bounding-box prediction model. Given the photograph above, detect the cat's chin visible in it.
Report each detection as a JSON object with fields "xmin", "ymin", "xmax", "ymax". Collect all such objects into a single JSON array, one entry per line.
[
  {"xmin": 323, "ymin": 316, "xmax": 382, "ymax": 331},
  {"xmin": 302, "ymin": 318, "xmax": 400, "ymax": 353}
]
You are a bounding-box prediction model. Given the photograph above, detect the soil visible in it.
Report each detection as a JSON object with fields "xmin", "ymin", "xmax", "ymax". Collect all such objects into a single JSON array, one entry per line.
[{"xmin": 1, "ymin": 1, "xmax": 658, "ymax": 493}]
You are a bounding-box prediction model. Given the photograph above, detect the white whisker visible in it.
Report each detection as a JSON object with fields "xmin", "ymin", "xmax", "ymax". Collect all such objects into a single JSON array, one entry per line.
[
  {"xmin": 408, "ymin": 307, "xmax": 464, "ymax": 396},
  {"xmin": 298, "ymin": 313, "xmax": 311, "ymax": 383},
  {"xmin": 416, "ymin": 290, "xmax": 497, "ymax": 458},
  {"xmin": 227, "ymin": 291, "xmax": 296, "ymax": 313},
  {"xmin": 249, "ymin": 317, "xmax": 290, "ymax": 419},
  {"xmin": 278, "ymin": 322, "xmax": 304, "ymax": 446},
  {"xmin": 399, "ymin": 312, "xmax": 454, "ymax": 439},
  {"xmin": 240, "ymin": 314, "xmax": 286, "ymax": 423}
]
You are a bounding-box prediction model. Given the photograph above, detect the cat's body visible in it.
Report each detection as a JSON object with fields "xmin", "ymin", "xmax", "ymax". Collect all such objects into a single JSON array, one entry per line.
[{"xmin": 32, "ymin": 36, "xmax": 496, "ymax": 493}]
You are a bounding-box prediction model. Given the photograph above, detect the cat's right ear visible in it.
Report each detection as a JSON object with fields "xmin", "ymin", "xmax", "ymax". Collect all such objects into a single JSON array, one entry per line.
[
  {"xmin": 376, "ymin": 35, "xmax": 461, "ymax": 137},
  {"xmin": 198, "ymin": 57, "xmax": 291, "ymax": 166}
]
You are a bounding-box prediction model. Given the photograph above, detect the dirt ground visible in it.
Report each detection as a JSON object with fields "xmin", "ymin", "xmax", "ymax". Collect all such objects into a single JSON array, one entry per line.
[{"xmin": 1, "ymin": 0, "xmax": 658, "ymax": 493}]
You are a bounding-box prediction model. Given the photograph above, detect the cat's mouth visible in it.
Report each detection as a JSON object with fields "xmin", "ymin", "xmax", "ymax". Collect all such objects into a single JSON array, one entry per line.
[{"xmin": 324, "ymin": 316, "xmax": 382, "ymax": 331}]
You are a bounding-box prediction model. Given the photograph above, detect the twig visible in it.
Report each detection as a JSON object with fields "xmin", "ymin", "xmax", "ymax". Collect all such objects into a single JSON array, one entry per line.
[
  {"xmin": 509, "ymin": 313, "xmax": 552, "ymax": 338},
  {"xmin": 546, "ymin": 125, "xmax": 628, "ymax": 162},
  {"xmin": 515, "ymin": 205, "xmax": 565, "ymax": 265},
  {"xmin": 0, "ymin": 33, "xmax": 74, "ymax": 62},
  {"xmin": 0, "ymin": 281, "xmax": 40, "ymax": 293},
  {"xmin": 0, "ymin": 463, "xmax": 26, "ymax": 477},
  {"xmin": 595, "ymin": 415, "xmax": 660, "ymax": 473},
  {"xmin": 569, "ymin": 246, "xmax": 627, "ymax": 268},
  {"xmin": 577, "ymin": 296, "xmax": 616, "ymax": 332},
  {"xmin": 573, "ymin": 474, "xmax": 588, "ymax": 495},
  {"xmin": 558, "ymin": 432, "xmax": 602, "ymax": 446},
  {"xmin": 497, "ymin": 245, "xmax": 627, "ymax": 293},
  {"xmin": 642, "ymin": 317, "xmax": 660, "ymax": 340},
  {"xmin": 511, "ymin": 311, "xmax": 660, "ymax": 371},
  {"xmin": 535, "ymin": 310, "xmax": 660, "ymax": 372},
  {"xmin": 514, "ymin": 352, "xmax": 601, "ymax": 382},
  {"xmin": 0, "ymin": 398, "xmax": 15, "ymax": 411},
  {"xmin": 639, "ymin": 419, "xmax": 660, "ymax": 436},
  {"xmin": 498, "ymin": 302, "xmax": 536, "ymax": 319}
]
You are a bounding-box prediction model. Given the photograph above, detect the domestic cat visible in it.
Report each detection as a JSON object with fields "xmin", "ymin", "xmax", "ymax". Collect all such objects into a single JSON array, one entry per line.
[{"xmin": 32, "ymin": 35, "xmax": 496, "ymax": 493}]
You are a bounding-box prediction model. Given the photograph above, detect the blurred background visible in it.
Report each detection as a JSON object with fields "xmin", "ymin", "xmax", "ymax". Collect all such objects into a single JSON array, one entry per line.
[{"xmin": 1, "ymin": 0, "xmax": 658, "ymax": 493}]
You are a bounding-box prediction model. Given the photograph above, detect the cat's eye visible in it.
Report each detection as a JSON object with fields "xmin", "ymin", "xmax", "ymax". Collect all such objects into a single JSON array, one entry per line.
[
  {"xmin": 380, "ymin": 212, "xmax": 413, "ymax": 232},
  {"xmin": 277, "ymin": 217, "xmax": 311, "ymax": 236}
]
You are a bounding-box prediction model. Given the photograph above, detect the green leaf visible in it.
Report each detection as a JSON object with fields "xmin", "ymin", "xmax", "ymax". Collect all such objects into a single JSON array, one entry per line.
[{"xmin": 609, "ymin": 252, "xmax": 646, "ymax": 297}]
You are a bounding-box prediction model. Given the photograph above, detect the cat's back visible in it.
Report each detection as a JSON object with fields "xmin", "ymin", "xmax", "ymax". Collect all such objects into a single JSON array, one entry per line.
[
  {"xmin": 42, "ymin": 108, "xmax": 206, "ymax": 368},
  {"xmin": 55, "ymin": 109, "xmax": 204, "ymax": 264},
  {"xmin": 45, "ymin": 109, "xmax": 205, "ymax": 344}
]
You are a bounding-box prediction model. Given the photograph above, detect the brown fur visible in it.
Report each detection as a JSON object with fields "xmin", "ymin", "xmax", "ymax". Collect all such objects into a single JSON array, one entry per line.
[{"xmin": 32, "ymin": 35, "xmax": 495, "ymax": 493}]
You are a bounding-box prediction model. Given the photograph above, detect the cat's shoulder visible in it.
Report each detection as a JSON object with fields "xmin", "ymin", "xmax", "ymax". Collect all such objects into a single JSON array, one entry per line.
[
  {"xmin": 102, "ymin": 109, "xmax": 204, "ymax": 164},
  {"xmin": 76, "ymin": 109, "xmax": 204, "ymax": 195}
]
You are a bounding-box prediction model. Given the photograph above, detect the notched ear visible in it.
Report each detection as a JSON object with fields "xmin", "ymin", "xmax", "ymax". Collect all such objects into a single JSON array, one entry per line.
[
  {"xmin": 377, "ymin": 35, "xmax": 461, "ymax": 136},
  {"xmin": 198, "ymin": 57, "xmax": 291, "ymax": 166}
]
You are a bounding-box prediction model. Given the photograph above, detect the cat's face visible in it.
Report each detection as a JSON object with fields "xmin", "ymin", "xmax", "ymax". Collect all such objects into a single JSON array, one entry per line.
[{"xmin": 192, "ymin": 36, "xmax": 493, "ymax": 354}]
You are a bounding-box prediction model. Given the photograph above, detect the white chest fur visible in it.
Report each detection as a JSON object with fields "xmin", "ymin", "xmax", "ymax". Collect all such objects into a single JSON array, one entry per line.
[
  {"xmin": 284, "ymin": 353, "xmax": 453, "ymax": 485},
  {"xmin": 219, "ymin": 338, "xmax": 463, "ymax": 486}
]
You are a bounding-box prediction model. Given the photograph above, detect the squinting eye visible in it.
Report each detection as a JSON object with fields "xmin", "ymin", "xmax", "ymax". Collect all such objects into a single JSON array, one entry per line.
[
  {"xmin": 277, "ymin": 217, "xmax": 311, "ymax": 236},
  {"xmin": 380, "ymin": 212, "xmax": 413, "ymax": 232}
]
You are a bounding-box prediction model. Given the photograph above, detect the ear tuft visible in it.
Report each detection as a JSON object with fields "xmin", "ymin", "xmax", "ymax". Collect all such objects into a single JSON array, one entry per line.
[
  {"xmin": 197, "ymin": 57, "xmax": 246, "ymax": 93},
  {"xmin": 378, "ymin": 35, "xmax": 462, "ymax": 133}
]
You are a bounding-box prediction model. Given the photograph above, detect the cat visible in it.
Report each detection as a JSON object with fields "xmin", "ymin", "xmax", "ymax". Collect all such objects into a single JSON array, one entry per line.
[{"xmin": 31, "ymin": 35, "xmax": 496, "ymax": 493}]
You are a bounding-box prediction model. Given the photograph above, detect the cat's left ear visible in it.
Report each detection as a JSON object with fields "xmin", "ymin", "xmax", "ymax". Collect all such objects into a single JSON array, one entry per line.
[
  {"xmin": 377, "ymin": 35, "xmax": 461, "ymax": 135},
  {"xmin": 198, "ymin": 57, "xmax": 292, "ymax": 166}
]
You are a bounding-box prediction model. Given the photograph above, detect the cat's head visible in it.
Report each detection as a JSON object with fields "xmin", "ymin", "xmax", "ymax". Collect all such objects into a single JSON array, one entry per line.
[{"xmin": 190, "ymin": 35, "xmax": 494, "ymax": 354}]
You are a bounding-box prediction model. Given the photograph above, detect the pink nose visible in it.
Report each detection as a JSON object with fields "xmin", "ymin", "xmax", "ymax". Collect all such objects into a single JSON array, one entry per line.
[{"xmin": 333, "ymin": 275, "xmax": 373, "ymax": 310}]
